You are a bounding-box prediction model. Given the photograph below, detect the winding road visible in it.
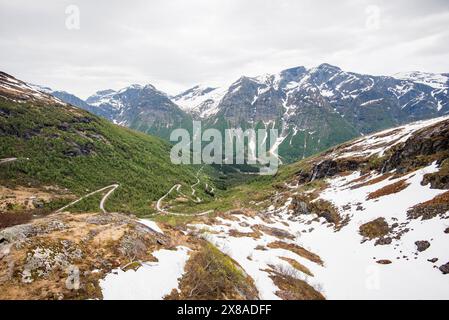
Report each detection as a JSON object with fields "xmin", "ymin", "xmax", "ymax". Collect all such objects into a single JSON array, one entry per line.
[
  {"xmin": 56, "ymin": 184, "xmax": 119, "ymax": 214},
  {"xmin": 156, "ymin": 167, "xmax": 214, "ymax": 216}
]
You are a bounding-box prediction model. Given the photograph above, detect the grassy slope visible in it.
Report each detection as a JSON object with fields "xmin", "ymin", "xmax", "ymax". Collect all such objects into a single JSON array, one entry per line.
[{"xmin": 0, "ymin": 97, "xmax": 198, "ymax": 216}]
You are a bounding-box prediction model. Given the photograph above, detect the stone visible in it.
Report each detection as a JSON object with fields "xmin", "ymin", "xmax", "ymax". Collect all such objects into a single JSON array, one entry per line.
[{"xmin": 415, "ymin": 240, "xmax": 431, "ymax": 252}]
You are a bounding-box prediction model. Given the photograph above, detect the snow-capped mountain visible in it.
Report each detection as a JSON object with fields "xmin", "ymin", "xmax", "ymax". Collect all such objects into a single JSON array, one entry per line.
[
  {"xmin": 173, "ymin": 64, "xmax": 449, "ymax": 162},
  {"xmin": 0, "ymin": 72, "xmax": 66, "ymax": 106},
  {"xmin": 26, "ymin": 64, "xmax": 449, "ymax": 163},
  {"xmin": 172, "ymin": 85, "xmax": 227, "ymax": 118},
  {"xmin": 394, "ymin": 71, "xmax": 449, "ymax": 90},
  {"xmin": 84, "ymin": 84, "xmax": 190, "ymax": 138}
]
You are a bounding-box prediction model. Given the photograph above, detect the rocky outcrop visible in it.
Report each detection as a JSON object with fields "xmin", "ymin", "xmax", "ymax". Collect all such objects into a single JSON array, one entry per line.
[
  {"xmin": 299, "ymin": 158, "xmax": 363, "ymax": 183},
  {"xmin": 0, "ymin": 212, "xmax": 173, "ymax": 300},
  {"xmin": 381, "ymin": 119, "xmax": 449, "ymax": 174}
]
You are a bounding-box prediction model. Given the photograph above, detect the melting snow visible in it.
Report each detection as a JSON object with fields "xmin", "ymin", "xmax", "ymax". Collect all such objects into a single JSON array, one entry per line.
[{"xmin": 100, "ymin": 246, "xmax": 190, "ymax": 300}]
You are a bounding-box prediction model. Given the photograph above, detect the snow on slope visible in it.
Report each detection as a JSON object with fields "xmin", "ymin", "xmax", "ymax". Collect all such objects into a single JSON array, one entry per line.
[
  {"xmin": 0, "ymin": 72, "xmax": 66, "ymax": 106},
  {"xmin": 100, "ymin": 246, "xmax": 190, "ymax": 300},
  {"xmin": 330, "ymin": 115, "xmax": 449, "ymax": 159},
  {"xmin": 394, "ymin": 71, "xmax": 449, "ymax": 90},
  {"xmin": 190, "ymin": 116, "xmax": 449, "ymax": 299},
  {"xmin": 293, "ymin": 163, "xmax": 448, "ymax": 299},
  {"xmin": 172, "ymin": 85, "xmax": 227, "ymax": 118}
]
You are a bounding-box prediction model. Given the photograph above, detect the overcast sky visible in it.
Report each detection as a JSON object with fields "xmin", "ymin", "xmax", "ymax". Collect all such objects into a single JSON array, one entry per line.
[{"xmin": 1, "ymin": 0, "xmax": 449, "ymax": 98}]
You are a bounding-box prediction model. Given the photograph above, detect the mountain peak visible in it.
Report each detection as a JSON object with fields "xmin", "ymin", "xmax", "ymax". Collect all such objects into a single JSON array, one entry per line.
[
  {"xmin": 315, "ymin": 63, "xmax": 341, "ymax": 72},
  {"xmin": 394, "ymin": 71, "xmax": 449, "ymax": 89}
]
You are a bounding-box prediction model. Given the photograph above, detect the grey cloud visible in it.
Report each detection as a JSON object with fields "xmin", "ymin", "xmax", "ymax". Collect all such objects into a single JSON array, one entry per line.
[{"xmin": 0, "ymin": 0, "xmax": 448, "ymax": 98}]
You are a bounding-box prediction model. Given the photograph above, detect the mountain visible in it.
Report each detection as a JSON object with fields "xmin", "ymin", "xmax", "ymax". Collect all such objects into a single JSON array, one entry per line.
[
  {"xmin": 174, "ymin": 64, "xmax": 449, "ymax": 162},
  {"xmin": 172, "ymin": 85, "xmax": 227, "ymax": 118},
  {"xmin": 30, "ymin": 83, "xmax": 193, "ymax": 140},
  {"xmin": 0, "ymin": 71, "xmax": 198, "ymax": 216},
  {"xmin": 183, "ymin": 115, "xmax": 449, "ymax": 299},
  {"xmin": 85, "ymin": 84, "xmax": 192, "ymax": 139},
  {"xmin": 30, "ymin": 64, "xmax": 449, "ymax": 164}
]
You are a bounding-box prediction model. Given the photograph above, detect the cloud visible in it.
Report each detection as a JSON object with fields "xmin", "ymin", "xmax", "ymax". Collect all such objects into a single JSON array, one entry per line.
[{"xmin": 0, "ymin": 0, "xmax": 448, "ymax": 98}]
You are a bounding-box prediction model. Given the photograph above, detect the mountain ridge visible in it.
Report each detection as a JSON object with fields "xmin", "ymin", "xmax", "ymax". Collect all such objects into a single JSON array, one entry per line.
[{"xmin": 27, "ymin": 64, "xmax": 449, "ymax": 162}]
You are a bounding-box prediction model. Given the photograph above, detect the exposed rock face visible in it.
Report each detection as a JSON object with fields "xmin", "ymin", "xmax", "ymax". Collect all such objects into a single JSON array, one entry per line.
[
  {"xmin": 309, "ymin": 158, "xmax": 361, "ymax": 181},
  {"xmin": 415, "ymin": 240, "xmax": 431, "ymax": 252},
  {"xmin": 381, "ymin": 119, "xmax": 449, "ymax": 174}
]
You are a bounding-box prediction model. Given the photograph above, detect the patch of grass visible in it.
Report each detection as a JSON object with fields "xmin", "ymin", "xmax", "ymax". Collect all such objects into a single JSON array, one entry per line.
[{"xmin": 165, "ymin": 242, "xmax": 259, "ymax": 300}]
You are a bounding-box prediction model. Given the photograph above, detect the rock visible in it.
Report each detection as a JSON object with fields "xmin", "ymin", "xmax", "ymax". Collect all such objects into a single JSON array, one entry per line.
[
  {"xmin": 375, "ymin": 237, "xmax": 392, "ymax": 246},
  {"xmin": 320, "ymin": 211, "xmax": 337, "ymax": 224},
  {"xmin": 292, "ymin": 199, "xmax": 309, "ymax": 215},
  {"xmin": 445, "ymin": 227, "xmax": 449, "ymax": 234},
  {"xmin": 439, "ymin": 262, "xmax": 449, "ymax": 274},
  {"xmin": 376, "ymin": 259, "xmax": 392, "ymax": 265},
  {"xmin": 309, "ymin": 159, "xmax": 360, "ymax": 181},
  {"xmin": 0, "ymin": 224, "xmax": 36, "ymax": 243},
  {"xmin": 427, "ymin": 258, "xmax": 438, "ymax": 263},
  {"xmin": 32, "ymin": 198, "xmax": 44, "ymax": 209},
  {"xmin": 415, "ymin": 240, "xmax": 431, "ymax": 252}
]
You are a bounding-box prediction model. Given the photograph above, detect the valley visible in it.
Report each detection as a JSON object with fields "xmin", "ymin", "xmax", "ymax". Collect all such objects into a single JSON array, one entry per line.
[{"xmin": 0, "ymin": 71, "xmax": 448, "ymax": 300}]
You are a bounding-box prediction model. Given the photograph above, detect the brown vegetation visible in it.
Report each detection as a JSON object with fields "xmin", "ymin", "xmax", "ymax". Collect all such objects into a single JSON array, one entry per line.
[
  {"xmin": 366, "ymin": 179, "xmax": 410, "ymax": 200},
  {"xmin": 359, "ymin": 217, "xmax": 390, "ymax": 239},
  {"xmin": 252, "ymin": 224, "xmax": 295, "ymax": 240},
  {"xmin": 165, "ymin": 242, "xmax": 259, "ymax": 300},
  {"xmin": 278, "ymin": 257, "xmax": 314, "ymax": 277},
  {"xmin": 407, "ymin": 191, "xmax": 449, "ymax": 220},
  {"xmin": 266, "ymin": 265, "xmax": 324, "ymax": 300},
  {"xmin": 267, "ymin": 241, "xmax": 323, "ymax": 266},
  {"xmin": 350, "ymin": 173, "xmax": 392, "ymax": 190}
]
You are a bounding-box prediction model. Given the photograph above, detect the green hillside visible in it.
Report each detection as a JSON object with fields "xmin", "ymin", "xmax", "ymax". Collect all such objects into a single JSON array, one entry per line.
[{"xmin": 0, "ymin": 97, "xmax": 199, "ymax": 216}]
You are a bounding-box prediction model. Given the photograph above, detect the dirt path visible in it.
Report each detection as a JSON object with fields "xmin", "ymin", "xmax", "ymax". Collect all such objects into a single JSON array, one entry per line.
[{"xmin": 56, "ymin": 184, "xmax": 119, "ymax": 214}]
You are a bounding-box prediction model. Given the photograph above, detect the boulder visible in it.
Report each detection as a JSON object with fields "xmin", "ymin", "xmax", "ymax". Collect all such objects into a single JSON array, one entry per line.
[{"xmin": 415, "ymin": 240, "xmax": 431, "ymax": 252}]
